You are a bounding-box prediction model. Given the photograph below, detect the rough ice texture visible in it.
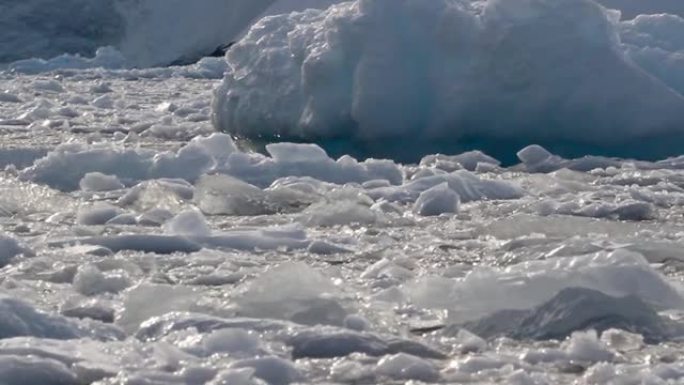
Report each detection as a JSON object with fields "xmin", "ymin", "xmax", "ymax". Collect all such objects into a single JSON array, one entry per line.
[{"xmin": 213, "ymin": 0, "xmax": 684, "ymax": 162}]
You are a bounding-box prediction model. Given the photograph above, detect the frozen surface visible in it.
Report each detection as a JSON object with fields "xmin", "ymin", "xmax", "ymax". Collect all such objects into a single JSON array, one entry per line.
[{"xmin": 3, "ymin": 3, "xmax": 684, "ymax": 383}]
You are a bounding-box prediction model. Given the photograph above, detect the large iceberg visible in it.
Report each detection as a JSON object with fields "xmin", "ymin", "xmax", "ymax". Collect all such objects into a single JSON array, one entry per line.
[{"xmin": 213, "ymin": 0, "xmax": 684, "ymax": 163}]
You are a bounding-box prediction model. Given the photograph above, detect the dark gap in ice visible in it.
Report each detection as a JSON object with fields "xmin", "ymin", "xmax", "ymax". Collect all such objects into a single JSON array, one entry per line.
[{"xmin": 235, "ymin": 132, "xmax": 684, "ymax": 166}]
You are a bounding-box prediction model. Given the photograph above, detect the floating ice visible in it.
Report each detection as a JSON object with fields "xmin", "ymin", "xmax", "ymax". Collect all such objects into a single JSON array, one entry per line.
[
  {"xmin": 0, "ymin": 234, "xmax": 25, "ymax": 267},
  {"xmin": 214, "ymin": 0, "xmax": 684, "ymax": 162},
  {"xmin": 406, "ymin": 250, "xmax": 684, "ymax": 322},
  {"xmin": 73, "ymin": 265, "xmax": 132, "ymax": 296},
  {"xmin": 367, "ymin": 171, "xmax": 523, "ymax": 204},
  {"xmin": 236, "ymin": 262, "xmax": 347, "ymax": 325},
  {"xmin": 0, "ymin": 295, "xmax": 122, "ymax": 341},
  {"xmin": 79, "ymin": 172, "xmax": 124, "ymax": 192},
  {"xmin": 458, "ymin": 287, "xmax": 679, "ymax": 343},
  {"xmin": 375, "ymin": 353, "xmax": 439, "ymax": 382},
  {"xmin": 413, "ymin": 183, "xmax": 460, "ymax": 217},
  {"xmin": 76, "ymin": 203, "xmax": 123, "ymax": 226}
]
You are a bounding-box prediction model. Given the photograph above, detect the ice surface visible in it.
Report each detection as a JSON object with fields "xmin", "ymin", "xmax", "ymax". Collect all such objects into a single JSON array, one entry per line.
[
  {"xmin": 3, "ymin": 21, "xmax": 684, "ymax": 383},
  {"xmin": 214, "ymin": 0, "xmax": 684, "ymax": 162}
]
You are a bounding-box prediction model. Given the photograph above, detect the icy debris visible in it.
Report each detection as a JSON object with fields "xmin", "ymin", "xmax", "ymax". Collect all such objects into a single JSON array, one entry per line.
[
  {"xmin": 106, "ymin": 213, "xmax": 137, "ymax": 225},
  {"xmin": 119, "ymin": 179, "xmax": 194, "ymax": 212},
  {"xmin": 563, "ymin": 330, "xmax": 616, "ymax": 363},
  {"xmin": 32, "ymin": 79, "xmax": 65, "ymax": 93},
  {"xmin": 117, "ymin": 284, "xmax": 198, "ymax": 334},
  {"xmin": 288, "ymin": 327, "xmax": 446, "ymax": 360},
  {"xmin": 61, "ymin": 299, "xmax": 116, "ymax": 323},
  {"xmin": 49, "ymin": 234, "xmax": 202, "ymax": 254},
  {"xmin": 407, "ymin": 250, "xmax": 683, "ymax": 322},
  {"xmin": 343, "ymin": 314, "xmax": 370, "ymax": 331},
  {"xmin": 230, "ymin": 356, "xmax": 301, "ymax": 385},
  {"xmin": 236, "ymin": 262, "xmax": 346, "ymax": 325},
  {"xmin": 375, "ymin": 353, "xmax": 439, "ymax": 382},
  {"xmin": 458, "ymin": 287, "xmax": 677, "ymax": 343},
  {"xmin": 73, "ymin": 265, "xmax": 132, "ymax": 296},
  {"xmin": 452, "ymin": 329, "xmax": 487, "ymax": 354},
  {"xmin": 195, "ymin": 174, "xmax": 275, "ymax": 216},
  {"xmin": 302, "ymin": 200, "xmax": 380, "ymax": 227},
  {"xmin": 0, "ymin": 355, "xmax": 78, "ymax": 385},
  {"xmin": 0, "ymin": 92, "xmax": 22, "ymax": 103},
  {"xmin": 163, "ymin": 210, "xmax": 211, "ymax": 237},
  {"xmin": 413, "ymin": 182, "xmax": 460, "ymax": 216},
  {"xmin": 202, "ymin": 329, "xmax": 261, "ymax": 356},
  {"xmin": 0, "ymin": 295, "xmax": 122, "ymax": 341},
  {"xmin": 76, "ymin": 203, "xmax": 123, "ymax": 225},
  {"xmin": 368, "ymin": 171, "xmax": 523, "ymax": 204},
  {"xmin": 307, "ymin": 240, "xmax": 352, "ymax": 255},
  {"xmin": 420, "ymin": 151, "xmax": 500, "ymax": 172},
  {"xmin": 221, "ymin": 143, "xmax": 403, "ymax": 188},
  {"xmin": 209, "ymin": 368, "xmax": 264, "ymax": 385},
  {"xmin": 538, "ymin": 199, "xmax": 656, "ymax": 221},
  {"xmin": 79, "ymin": 172, "xmax": 124, "ymax": 192},
  {"xmin": 600, "ymin": 329, "xmax": 644, "ymax": 352},
  {"xmin": 0, "ymin": 233, "xmax": 26, "ymax": 267},
  {"xmin": 21, "ymin": 136, "xmax": 402, "ymax": 192}
]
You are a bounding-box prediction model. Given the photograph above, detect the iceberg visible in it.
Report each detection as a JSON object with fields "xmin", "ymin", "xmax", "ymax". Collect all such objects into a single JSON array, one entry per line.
[{"xmin": 213, "ymin": 0, "xmax": 684, "ymax": 163}]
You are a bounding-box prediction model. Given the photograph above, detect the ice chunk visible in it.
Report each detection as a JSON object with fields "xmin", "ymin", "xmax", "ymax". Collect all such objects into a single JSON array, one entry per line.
[
  {"xmin": 368, "ymin": 171, "xmax": 523, "ymax": 204},
  {"xmin": 230, "ymin": 357, "xmax": 301, "ymax": 385},
  {"xmin": 457, "ymin": 287, "xmax": 677, "ymax": 343},
  {"xmin": 0, "ymin": 355, "xmax": 78, "ymax": 385},
  {"xmin": 236, "ymin": 262, "xmax": 347, "ymax": 325},
  {"xmin": 563, "ymin": 330, "xmax": 616, "ymax": 363},
  {"xmin": 202, "ymin": 329, "xmax": 261, "ymax": 356},
  {"xmin": 302, "ymin": 200, "xmax": 379, "ymax": 227},
  {"xmin": 79, "ymin": 172, "xmax": 124, "ymax": 192},
  {"xmin": 73, "ymin": 265, "xmax": 132, "ymax": 296},
  {"xmin": 375, "ymin": 353, "xmax": 439, "ymax": 382},
  {"xmin": 0, "ymin": 234, "xmax": 25, "ymax": 267},
  {"xmin": 76, "ymin": 203, "xmax": 123, "ymax": 226},
  {"xmin": 413, "ymin": 183, "xmax": 460, "ymax": 216},
  {"xmin": 288, "ymin": 328, "xmax": 445, "ymax": 359},
  {"xmin": 0, "ymin": 295, "xmax": 121, "ymax": 340},
  {"xmin": 407, "ymin": 250, "xmax": 684, "ymax": 323},
  {"xmin": 163, "ymin": 210, "xmax": 211, "ymax": 237},
  {"xmin": 194, "ymin": 174, "xmax": 275, "ymax": 216},
  {"xmin": 117, "ymin": 284, "xmax": 198, "ymax": 334}
]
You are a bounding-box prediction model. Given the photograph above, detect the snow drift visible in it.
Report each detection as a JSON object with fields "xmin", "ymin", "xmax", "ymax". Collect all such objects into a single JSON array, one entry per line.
[{"xmin": 213, "ymin": 0, "xmax": 684, "ymax": 162}]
